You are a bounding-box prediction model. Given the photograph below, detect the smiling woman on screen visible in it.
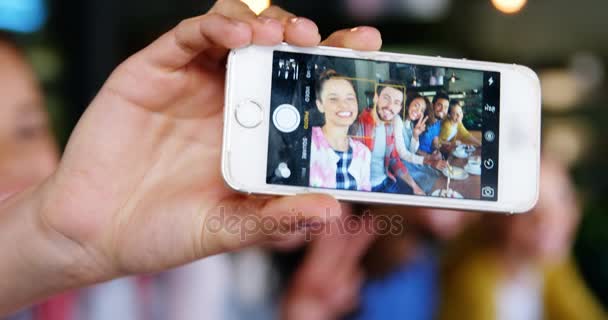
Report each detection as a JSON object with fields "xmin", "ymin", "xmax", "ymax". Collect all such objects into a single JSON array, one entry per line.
[{"xmin": 309, "ymin": 69, "xmax": 372, "ymax": 191}]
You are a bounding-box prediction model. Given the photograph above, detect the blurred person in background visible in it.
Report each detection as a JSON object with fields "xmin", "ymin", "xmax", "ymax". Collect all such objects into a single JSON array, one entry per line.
[
  {"xmin": 281, "ymin": 214, "xmax": 376, "ymax": 320},
  {"xmin": 0, "ymin": 37, "xmax": 57, "ymax": 207},
  {"xmin": 0, "ymin": 29, "xmax": 151, "ymax": 320},
  {"xmin": 0, "ymin": 31, "xmax": 80, "ymax": 320},
  {"xmin": 280, "ymin": 204, "xmax": 476, "ymax": 320},
  {"xmin": 438, "ymin": 158, "xmax": 607, "ymax": 320},
  {"xmin": 351, "ymin": 207, "xmax": 475, "ymax": 319}
]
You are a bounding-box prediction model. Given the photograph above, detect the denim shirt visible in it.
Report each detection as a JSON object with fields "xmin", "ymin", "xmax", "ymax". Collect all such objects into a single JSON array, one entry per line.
[
  {"xmin": 351, "ymin": 245, "xmax": 439, "ymax": 320},
  {"xmin": 419, "ymin": 120, "xmax": 442, "ymax": 153}
]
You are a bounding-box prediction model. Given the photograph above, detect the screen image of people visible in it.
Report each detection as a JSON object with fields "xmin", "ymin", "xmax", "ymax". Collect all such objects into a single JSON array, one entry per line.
[
  {"xmin": 309, "ymin": 70, "xmax": 372, "ymax": 191},
  {"xmin": 267, "ymin": 51, "xmax": 500, "ymax": 201}
]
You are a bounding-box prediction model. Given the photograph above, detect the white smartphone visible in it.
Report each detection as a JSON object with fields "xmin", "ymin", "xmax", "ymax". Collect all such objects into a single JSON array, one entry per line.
[{"xmin": 222, "ymin": 44, "xmax": 541, "ymax": 214}]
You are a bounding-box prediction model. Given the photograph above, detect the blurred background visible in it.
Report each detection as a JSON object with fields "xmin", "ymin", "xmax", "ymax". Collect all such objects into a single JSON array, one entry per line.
[{"xmin": 3, "ymin": 0, "xmax": 607, "ymax": 316}]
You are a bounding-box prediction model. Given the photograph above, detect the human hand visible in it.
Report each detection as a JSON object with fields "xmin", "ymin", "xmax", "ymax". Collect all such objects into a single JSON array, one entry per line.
[
  {"xmin": 413, "ymin": 185, "xmax": 426, "ymax": 196},
  {"xmin": 434, "ymin": 160, "xmax": 448, "ymax": 170},
  {"xmin": 412, "ymin": 116, "xmax": 428, "ymax": 139},
  {"xmin": 34, "ymin": 1, "xmax": 383, "ymax": 288},
  {"xmin": 473, "ymin": 138, "xmax": 483, "ymax": 148},
  {"xmin": 432, "ymin": 137, "xmax": 441, "ymax": 150},
  {"xmin": 282, "ymin": 215, "xmax": 376, "ymax": 320},
  {"xmin": 441, "ymin": 142, "xmax": 456, "ymax": 155},
  {"xmin": 429, "ymin": 150, "xmax": 443, "ymax": 161}
]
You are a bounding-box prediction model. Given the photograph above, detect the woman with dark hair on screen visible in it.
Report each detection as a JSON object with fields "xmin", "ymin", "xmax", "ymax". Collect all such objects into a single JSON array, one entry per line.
[
  {"xmin": 309, "ymin": 69, "xmax": 372, "ymax": 191},
  {"xmin": 394, "ymin": 93, "xmax": 446, "ymax": 193},
  {"xmin": 394, "ymin": 92, "xmax": 428, "ymax": 164}
]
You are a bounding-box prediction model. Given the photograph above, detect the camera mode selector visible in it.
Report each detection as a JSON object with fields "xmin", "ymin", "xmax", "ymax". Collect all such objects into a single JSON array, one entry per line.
[{"xmin": 275, "ymin": 162, "xmax": 291, "ymax": 179}]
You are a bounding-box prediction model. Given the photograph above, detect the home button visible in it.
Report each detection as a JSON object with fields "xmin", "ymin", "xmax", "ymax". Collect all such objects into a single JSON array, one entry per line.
[{"xmin": 235, "ymin": 100, "xmax": 263, "ymax": 128}]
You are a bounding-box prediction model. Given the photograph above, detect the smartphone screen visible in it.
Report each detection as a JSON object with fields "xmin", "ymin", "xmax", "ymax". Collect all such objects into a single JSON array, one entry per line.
[{"xmin": 266, "ymin": 51, "xmax": 500, "ymax": 201}]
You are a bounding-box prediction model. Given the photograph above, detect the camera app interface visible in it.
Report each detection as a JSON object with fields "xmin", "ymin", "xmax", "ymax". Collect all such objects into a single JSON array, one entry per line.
[{"xmin": 267, "ymin": 51, "xmax": 499, "ymax": 201}]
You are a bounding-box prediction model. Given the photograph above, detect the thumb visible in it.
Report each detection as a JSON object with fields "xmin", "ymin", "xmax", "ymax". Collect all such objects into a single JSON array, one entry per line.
[{"xmin": 200, "ymin": 194, "xmax": 342, "ymax": 255}]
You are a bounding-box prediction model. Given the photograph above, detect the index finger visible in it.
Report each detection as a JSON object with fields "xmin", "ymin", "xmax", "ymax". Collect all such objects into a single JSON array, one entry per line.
[
  {"xmin": 141, "ymin": 13, "xmax": 252, "ymax": 71},
  {"xmin": 142, "ymin": 0, "xmax": 294, "ymax": 71},
  {"xmin": 321, "ymin": 26, "xmax": 382, "ymax": 51},
  {"xmin": 420, "ymin": 116, "xmax": 429, "ymax": 125},
  {"xmin": 259, "ymin": 6, "xmax": 321, "ymax": 47}
]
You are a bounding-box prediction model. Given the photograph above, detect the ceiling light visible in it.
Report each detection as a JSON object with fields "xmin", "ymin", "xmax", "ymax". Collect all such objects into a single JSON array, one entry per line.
[{"xmin": 491, "ymin": 0, "xmax": 527, "ymax": 14}]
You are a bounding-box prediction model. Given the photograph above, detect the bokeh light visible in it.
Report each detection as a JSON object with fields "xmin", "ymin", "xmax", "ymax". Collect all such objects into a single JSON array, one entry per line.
[
  {"xmin": 0, "ymin": 0, "xmax": 47, "ymax": 33},
  {"xmin": 400, "ymin": 0, "xmax": 451, "ymax": 21},
  {"xmin": 570, "ymin": 52, "xmax": 605, "ymax": 94},
  {"xmin": 540, "ymin": 69, "xmax": 581, "ymax": 111},
  {"xmin": 242, "ymin": 0, "xmax": 271, "ymax": 15},
  {"xmin": 544, "ymin": 119, "xmax": 591, "ymax": 166},
  {"xmin": 491, "ymin": 0, "xmax": 527, "ymax": 14},
  {"xmin": 347, "ymin": 0, "xmax": 385, "ymax": 21}
]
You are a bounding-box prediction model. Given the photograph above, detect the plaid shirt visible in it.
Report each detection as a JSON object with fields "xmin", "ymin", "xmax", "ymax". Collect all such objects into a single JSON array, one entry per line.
[
  {"xmin": 352, "ymin": 108, "xmax": 409, "ymax": 182},
  {"xmin": 334, "ymin": 148, "xmax": 358, "ymax": 190}
]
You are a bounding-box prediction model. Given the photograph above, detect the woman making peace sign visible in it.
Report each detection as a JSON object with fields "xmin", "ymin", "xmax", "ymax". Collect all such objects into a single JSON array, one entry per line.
[{"xmin": 395, "ymin": 93, "xmax": 447, "ymax": 193}]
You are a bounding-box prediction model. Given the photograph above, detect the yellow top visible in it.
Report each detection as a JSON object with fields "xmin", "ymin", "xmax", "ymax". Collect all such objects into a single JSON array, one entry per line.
[
  {"xmin": 438, "ymin": 120, "xmax": 475, "ymax": 145},
  {"xmin": 438, "ymin": 248, "xmax": 607, "ymax": 320}
]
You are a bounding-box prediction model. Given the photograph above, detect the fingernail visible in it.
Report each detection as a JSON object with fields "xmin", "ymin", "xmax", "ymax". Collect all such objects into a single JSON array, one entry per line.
[
  {"xmin": 289, "ymin": 17, "xmax": 300, "ymax": 24},
  {"xmin": 229, "ymin": 19, "xmax": 248, "ymax": 28},
  {"xmin": 258, "ymin": 16, "xmax": 277, "ymax": 24},
  {"xmin": 350, "ymin": 27, "xmax": 359, "ymax": 32}
]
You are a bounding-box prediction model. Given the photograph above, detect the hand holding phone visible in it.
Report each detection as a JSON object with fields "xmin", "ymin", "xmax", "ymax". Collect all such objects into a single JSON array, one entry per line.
[{"xmin": 0, "ymin": 2, "xmax": 388, "ymax": 310}]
